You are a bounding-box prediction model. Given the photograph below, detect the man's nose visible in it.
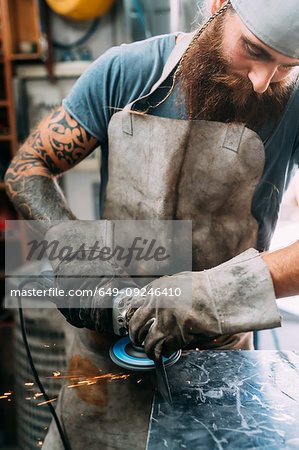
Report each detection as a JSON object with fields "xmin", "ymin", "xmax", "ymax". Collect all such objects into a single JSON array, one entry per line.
[{"xmin": 247, "ymin": 64, "xmax": 277, "ymax": 94}]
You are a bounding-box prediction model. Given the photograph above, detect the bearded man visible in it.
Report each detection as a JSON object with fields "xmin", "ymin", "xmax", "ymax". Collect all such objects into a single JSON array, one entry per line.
[{"xmin": 4, "ymin": 0, "xmax": 299, "ymax": 448}]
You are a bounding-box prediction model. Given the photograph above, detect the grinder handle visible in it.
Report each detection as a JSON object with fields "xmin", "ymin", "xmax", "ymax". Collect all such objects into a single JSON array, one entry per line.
[{"xmin": 112, "ymin": 289, "xmax": 135, "ymax": 336}]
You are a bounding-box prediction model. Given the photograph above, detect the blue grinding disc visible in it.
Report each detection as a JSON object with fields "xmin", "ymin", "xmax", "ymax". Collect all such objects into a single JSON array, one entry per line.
[{"xmin": 109, "ymin": 336, "xmax": 181, "ymax": 371}]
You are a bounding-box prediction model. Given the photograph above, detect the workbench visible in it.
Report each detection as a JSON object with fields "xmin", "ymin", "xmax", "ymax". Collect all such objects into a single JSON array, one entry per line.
[{"xmin": 147, "ymin": 350, "xmax": 299, "ymax": 449}]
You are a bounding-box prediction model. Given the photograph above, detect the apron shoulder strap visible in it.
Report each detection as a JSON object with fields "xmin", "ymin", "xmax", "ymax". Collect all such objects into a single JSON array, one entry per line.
[{"xmin": 125, "ymin": 32, "xmax": 195, "ymax": 112}]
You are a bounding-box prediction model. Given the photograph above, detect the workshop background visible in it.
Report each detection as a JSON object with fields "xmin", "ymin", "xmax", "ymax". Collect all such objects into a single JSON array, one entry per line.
[{"xmin": 0, "ymin": 0, "xmax": 298, "ymax": 449}]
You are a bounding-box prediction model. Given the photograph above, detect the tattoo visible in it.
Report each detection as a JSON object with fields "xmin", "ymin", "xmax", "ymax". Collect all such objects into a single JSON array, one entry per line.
[{"xmin": 4, "ymin": 106, "xmax": 98, "ymax": 222}]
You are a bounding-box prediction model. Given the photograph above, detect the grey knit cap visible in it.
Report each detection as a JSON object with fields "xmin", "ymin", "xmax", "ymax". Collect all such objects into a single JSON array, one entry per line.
[{"xmin": 230, "ymin": 0, "xmax": 299, "ymax": 59}]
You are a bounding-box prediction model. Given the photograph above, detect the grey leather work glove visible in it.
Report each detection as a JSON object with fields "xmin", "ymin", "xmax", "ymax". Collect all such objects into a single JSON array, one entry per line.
[
  {"xmin": 44, "ymin": 221, "xmax": 137, "ymax": 333},
  {"xmin": 128, "ymin": 249, "xmax": 281, "ymax": 360}
]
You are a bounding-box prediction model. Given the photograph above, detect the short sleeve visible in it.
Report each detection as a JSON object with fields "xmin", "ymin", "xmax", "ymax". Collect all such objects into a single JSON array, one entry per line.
[
  {"xmin": 62, "ymin": 34, "xmax": 177, "ymax": 145},
  {"xmin": 63, "ymin": 46, "xmax": 123, "ymax": 144}
]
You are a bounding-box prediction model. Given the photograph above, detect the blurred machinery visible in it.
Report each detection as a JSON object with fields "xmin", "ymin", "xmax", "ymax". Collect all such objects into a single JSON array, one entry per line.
[
  {"xmin": 14, "ymin": 308, "xmax": 68, "ymax": 449},
  {"xmin": 6, "ymin": 261, "xmax": 70, "ymax": 449},
  {"xmin": 45, "ymin": 0, "xmax": 203, "ymax": 37},
  {"xmin": 123, "ymin": 0, "xmax": 203, "ymax": 41},
  {"xmin": 45, "ymin": 0, "xmax": 115, "ymax": 20}
]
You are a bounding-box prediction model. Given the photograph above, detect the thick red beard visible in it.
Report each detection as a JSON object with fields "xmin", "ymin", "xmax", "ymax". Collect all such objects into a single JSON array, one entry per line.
[{"xmin": 178, "ymin": 9, "xmax": 293, "ymax": 129}]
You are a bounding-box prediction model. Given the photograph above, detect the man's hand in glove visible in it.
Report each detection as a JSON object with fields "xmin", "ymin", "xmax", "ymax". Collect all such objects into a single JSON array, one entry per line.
[
  {"xmin": 128, "ymin": 249, "xmax": 281, "ymax": 361},
  {"xmin": 44, "ymin": 221, "xmax": 137, "ymax": 333}
]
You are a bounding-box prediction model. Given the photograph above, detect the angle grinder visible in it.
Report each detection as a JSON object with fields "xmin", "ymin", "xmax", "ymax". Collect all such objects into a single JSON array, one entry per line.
[
  {"xmin": 32, "ymin": 267, "xmax": 179, "ymax": 405},
  {"xmin": 110, "ymin": 289, "xmax": 181, "ymax": 371},
  {"xmin": 36, "ymin": 269, "xmax": 181, "ymax": 372}
]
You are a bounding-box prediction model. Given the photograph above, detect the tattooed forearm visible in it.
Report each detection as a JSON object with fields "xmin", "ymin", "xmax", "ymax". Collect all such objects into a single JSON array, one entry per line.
[
  {"xmin": 4, "ymin": 106, "xmax": 98, "ymax": 222},
  {"xmin": 6, "ymin": 175, "xmax": 76, "ymax": 223}
]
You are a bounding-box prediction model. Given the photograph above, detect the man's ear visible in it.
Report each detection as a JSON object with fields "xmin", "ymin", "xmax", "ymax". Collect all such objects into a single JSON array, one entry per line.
[{"xmin": 211, "ymin": 0, "xmax": 228, "ymax": 14}]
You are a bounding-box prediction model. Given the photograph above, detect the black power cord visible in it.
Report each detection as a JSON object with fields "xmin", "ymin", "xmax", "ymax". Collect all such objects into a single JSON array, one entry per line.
[{"xmin": 17, "ymin": 278, "xmax": 71, "ymax": 450}]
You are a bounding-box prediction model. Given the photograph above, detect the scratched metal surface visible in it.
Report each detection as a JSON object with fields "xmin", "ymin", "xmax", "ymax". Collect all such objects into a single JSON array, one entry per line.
[{"xmin": 146, "ymin": 350, "xmax": 299, "ymax": 449}]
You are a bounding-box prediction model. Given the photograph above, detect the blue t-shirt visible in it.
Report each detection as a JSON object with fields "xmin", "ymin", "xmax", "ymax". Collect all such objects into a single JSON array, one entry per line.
[{"xmin": 63, "ymin": 34, "xmax": 299, "ymax": 251}]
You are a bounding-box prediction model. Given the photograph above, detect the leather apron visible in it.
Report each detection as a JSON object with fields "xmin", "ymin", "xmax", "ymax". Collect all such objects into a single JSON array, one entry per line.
[{"xmin": 43, "ymin": 34, "xmax": 266, "ymax": 450}]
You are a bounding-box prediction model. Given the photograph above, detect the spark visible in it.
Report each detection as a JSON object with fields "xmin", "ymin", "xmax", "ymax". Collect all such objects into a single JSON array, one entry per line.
[
  {"xmin": 4, "ymin": 392, "xmax": 12, "ymax": 396},
  {"xmin": 46, "ymin": 371, "xmax": 130, "ymax": 389},
  {"xmin": 187, "ymin": 381, "xmax": 191, "ymax": 384},
  {"xmin": 0, "ymin": 396, "xmax": 7, "ymax": 399},
  {"xmin": 25, "ymin": 397, "xmax": 32, "ymax": 400},
  {"xmin": 195, "ymin": 348, "xmax": 200, "ymax": 351},
  {"xmin": 37, "ymin": 398, "xmax": 57, "ymax": 407},
  {"xmin": 44, "ymin": 427, "xmax": 48, "ymax": 430},
  {"xmin": 67, "ymin": 373, "xmax": 130, "ymax": 389},
  {"xmin": 34, "ymin": 393, "xmax": 43, "ymax": 398},
  {"xmin": 25, "ymin": 382, "xmax": 34, "ymax": 386},
  {"xmin": 46, "ymin": 374, "xmax": 83, "ymax": 379},
  {"xmin": 7, "ymin": 399, "xmax": 12, "ymax": 402},
  {"xmin": 37, "ymin": 441, "xmax": 43, "ymax": 446},
  {"xmin": 137, "ymin": 379, "xmax": 142, "ymax": 384},
  {"xmin": 43, "ymin": 345, "xmax": 50, "ymax": 348},
  {"xmin": 46, "ymin": 370, "xmax": 87, "ymax": 380}
]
